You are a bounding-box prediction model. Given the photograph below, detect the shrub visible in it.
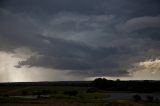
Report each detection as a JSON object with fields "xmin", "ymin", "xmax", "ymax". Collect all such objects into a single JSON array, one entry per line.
[
  {"xmin": 41, "ymin": 90, "xmax": 51, "ymax": 95},
  {"xmin": 155, "ymin": 98, "xmax": 159, "ymax": 103},
  {"xmin": 146, "ymin": 96, "xmax": 154, "ymax": 102},
  {"xmin": 52, "ymin": 90, "xmax": 57, "ymax": 94},
  {"xmin": 21, "ymin": 90, "xmax": 28, "ymax": 96},
  {"xmin": 63, "ymin": 90, "xmax": 78, "ymax": 96},
  {"xmin": 133, "ymin": 94, "xmax": 142, "ymax": 102},
  {"xmin": 86, "ymin": 88, "xmax": 99, "ymax": 93}
]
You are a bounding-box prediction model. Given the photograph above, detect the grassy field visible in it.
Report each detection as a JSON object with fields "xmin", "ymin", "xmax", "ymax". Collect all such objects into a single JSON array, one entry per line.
[{"xmin": 0, "ymin": 85, "xmax": 160, "ymax": 106}]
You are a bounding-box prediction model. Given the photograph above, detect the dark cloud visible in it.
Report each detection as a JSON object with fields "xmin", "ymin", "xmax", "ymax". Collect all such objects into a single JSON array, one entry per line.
[
  {"xmin": 116, "ymin": 16, "xmax": 160, "ymax": 33},
  {"xmin": 0, "ymin": 0, "xmax": 106, "ymax": 16},
  {"xmin": 132, "ymin": 29, "xmax": 160, "ymax": 41},
  {"xmin": 0, "ymin": 0, "xmax": 160, "ymax": 78},
  {"xmin": 1, "ymin": 0, "xmax": 160, "ymax": 18},
  {"xmin": 15, "ymin": 36, "xmax": 130, "ymax": 76}
]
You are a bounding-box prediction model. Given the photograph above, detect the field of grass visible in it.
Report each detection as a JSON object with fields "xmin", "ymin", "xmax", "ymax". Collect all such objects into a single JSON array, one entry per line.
[{"xmin": 0, "ymin": 85, "xmax": 160, "ymax": 106}]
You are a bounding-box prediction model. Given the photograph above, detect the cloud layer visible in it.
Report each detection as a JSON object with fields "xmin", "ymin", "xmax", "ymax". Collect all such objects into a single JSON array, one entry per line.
[
  {"xmin": 116, "ymin": 16, "xmax": 160, "ymax": 33},
  {"xmin": 0, "ymin": 0, "xmax": 160, "ymax": 81}
]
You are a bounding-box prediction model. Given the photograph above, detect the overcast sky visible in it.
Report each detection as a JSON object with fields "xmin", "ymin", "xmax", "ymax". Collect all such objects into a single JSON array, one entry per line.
[{"xmin": 0, "ymin": 0, "xmax": 160, "ymax": 82}]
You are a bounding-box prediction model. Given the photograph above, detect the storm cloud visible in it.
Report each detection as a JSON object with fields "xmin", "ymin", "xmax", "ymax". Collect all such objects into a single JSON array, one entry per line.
[
  {"xmin": 116, "ymin": 16, "xmax": 160, "ymax": 33},
  {"xmin": 0, "ymin": 0, "xmax": 160, "ymax": 81}
]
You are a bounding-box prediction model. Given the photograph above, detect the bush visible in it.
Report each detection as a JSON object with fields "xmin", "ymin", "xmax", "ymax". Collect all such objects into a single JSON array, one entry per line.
[
  {"xmin": 21, "ymin": 90, "xmax": 28, "ymax": 96},
  {"xmin": 3, "ymin": 94, "xmax": 9, "ymax": 97},
  {"xmin": 52, "ymin": 90, "xmax": 57, "ymax": 94},
  {"xmin": 32, "ymin": 91, "xmax": 42, "ymax": 98},
  {"xmin": 155, "ymin": 98, "xmax": 159, "ymax": 103},
  {"xmin": 86, "ymin": 88, "xmax": 99, "ymax": 93},
  {"xmin": 63, "ymin": 90, "xmax": 78, "ymax": 96},
  {"xmin": 133, "ymin": 95, "xmax": 142, "ymax": 102},
  {"xmin": 41, "ymin": 90, "xmax": 51, "ymax": 95},
  {"xmin": 146, "ymin": 96, "xmax": 154, "ymax": 102}
]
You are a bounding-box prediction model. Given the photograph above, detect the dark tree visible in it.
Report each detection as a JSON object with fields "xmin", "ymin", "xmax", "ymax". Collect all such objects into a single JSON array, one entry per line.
[
  {"xmin": 133, "ymin": 95, "xmax": 142, "ymax": 102},
  {"xmin": 93, "ymin": 78, "xmax": 108, "ymax": 89},
  {"xmin": 155, "ymin": 98, "xmax": 159, "ymax": 103},
  {"xmin": 146, "ymin": 96, "xmax": 154, "ymax": 102}
]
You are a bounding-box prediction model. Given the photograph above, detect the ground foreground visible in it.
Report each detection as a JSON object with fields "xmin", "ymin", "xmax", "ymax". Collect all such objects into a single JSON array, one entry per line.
[{"xmin": 0, "ymin": 82, "xmax": 160, "ymax": 106}]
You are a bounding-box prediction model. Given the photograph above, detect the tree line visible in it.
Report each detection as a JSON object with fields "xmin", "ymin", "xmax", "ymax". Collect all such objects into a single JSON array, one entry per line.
[{"xmin": 92, "ymin": 78, "xmax": 160, "ymax": 93}]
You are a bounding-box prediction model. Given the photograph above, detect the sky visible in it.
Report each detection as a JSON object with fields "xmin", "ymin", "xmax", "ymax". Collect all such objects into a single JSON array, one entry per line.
[{"xmin": 0, "ymin": 0, "xmax": 160, "ymax": 82}]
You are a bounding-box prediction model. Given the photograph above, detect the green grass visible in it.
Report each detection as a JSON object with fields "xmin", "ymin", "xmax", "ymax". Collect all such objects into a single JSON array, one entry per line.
[
  {"xmin": 0, "ymin": 85, "xmax": 107, "ymax": 105},
  {"xmin": 1, "ymin": 85, "xmax": 160, "ymax": 106},
  {"xmin": 145, "ymin": 103, "xmax": 160, "ymax": 106}
]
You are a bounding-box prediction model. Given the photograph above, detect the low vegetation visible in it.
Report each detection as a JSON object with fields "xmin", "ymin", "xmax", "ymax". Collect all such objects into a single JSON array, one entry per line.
[{"xmin": 0, "ymin": 79, "xmax": 160, "ymax": 106}]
